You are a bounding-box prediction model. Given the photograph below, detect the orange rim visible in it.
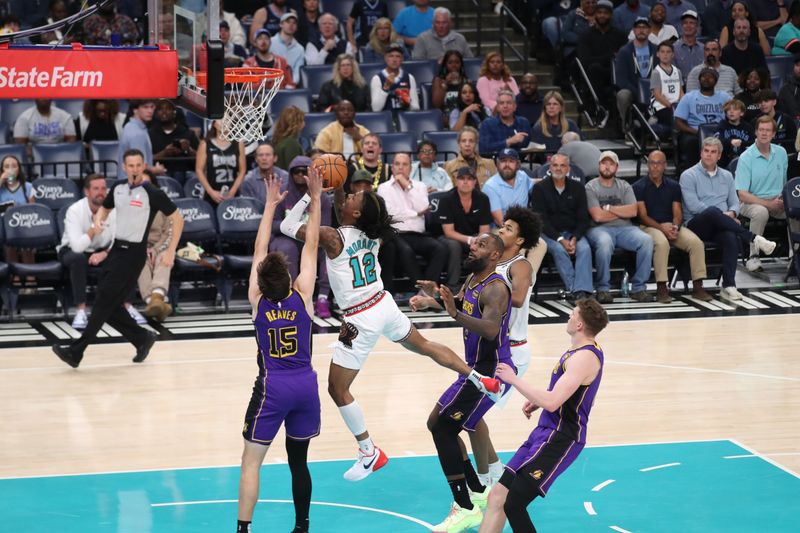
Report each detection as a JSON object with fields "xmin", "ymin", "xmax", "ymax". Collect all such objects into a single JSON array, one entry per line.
[{"xmin": 191, "ymin": 67, "xmax": 283, "ymax": 89}]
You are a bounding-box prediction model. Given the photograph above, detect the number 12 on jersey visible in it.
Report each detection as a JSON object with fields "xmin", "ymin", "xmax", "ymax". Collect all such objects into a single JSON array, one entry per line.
[{"xmin": 349, "ymin": 252, "xmax": 377, "ymax": 288}]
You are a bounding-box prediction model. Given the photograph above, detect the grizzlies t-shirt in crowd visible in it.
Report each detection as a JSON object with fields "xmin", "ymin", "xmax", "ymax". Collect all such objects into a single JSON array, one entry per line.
[
  {"xmin": 674, "ymin": 90, "xmax": 732, "ymax": 129},
  {"xmin": 104, "ymin": 181, "xmax": 177, "ymax": 244},
  {"xmin": 585, "ymin": 177, "xmax": 637, "ymax": 228}
]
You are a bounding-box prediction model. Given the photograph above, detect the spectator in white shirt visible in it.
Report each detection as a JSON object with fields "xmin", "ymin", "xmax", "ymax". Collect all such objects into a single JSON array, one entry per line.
[
  {"xmin": 304, "ymin": 13, "xmax": 353, "ymax": 66},
  {"xmin": 14, "ymin": 99, "xmax": 77, "ymax": 147},
  {"xmin": 410, "ymin": 140, "xmax": 453, "ymax": 193}
]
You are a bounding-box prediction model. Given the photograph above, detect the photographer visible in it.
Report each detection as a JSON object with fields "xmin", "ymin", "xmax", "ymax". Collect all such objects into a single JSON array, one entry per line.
[{"xmin": 149, "ymin": 100, "xmax": 199, "ymax": 183}]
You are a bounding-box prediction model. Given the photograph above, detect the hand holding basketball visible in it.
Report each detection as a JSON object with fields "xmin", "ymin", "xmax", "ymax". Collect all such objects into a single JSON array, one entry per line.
[{"xmin": 312, "ymin": 153, "xmax": 349, "ymax": 189}]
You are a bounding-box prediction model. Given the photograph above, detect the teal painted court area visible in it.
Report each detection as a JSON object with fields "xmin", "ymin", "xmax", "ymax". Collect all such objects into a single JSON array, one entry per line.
[{"xmin": 3, "ymin": 440, "xmax": 796, "ymax": 532}]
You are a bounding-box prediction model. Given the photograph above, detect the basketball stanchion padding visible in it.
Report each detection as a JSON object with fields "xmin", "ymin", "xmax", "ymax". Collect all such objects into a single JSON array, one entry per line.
[{"xmin": 313, "ymin": 154, "xmax": 348, "ymax": 188}]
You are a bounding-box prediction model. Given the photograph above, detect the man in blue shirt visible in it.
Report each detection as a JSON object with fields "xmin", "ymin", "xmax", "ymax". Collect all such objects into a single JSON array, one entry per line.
[
  {"xmin": 394, "ymin": 0, "xmax": 435, "ymax": 48},
  {"xmin": 478, "ymin": 90, "xmax": 532, "ymax": 156},
  {"xmin": 680, "ymin": 137, "xmax": 777, "ymax": 301},
  {"xmin": 615, "ymin": 17, "xmax": 656, "ymax": 132},
  {"xmin": 117, "ymin": 100, "xmax": 166, "ymax": 179}
]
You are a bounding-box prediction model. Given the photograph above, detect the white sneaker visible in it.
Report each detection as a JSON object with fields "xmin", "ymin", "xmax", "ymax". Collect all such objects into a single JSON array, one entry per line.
[
  {"xmin": 753, "ymin": 235, "xmax": 776, "ymax": 256},
  {"xmin": 720, "ymin": 286, "xmax": 743, "ymax": 301},
  {"xmin": 71, "ymin": 309, "xmax": 88, "ymax": 330},
  {"xmin": 342, "ymin": 447, "xmax": 388, "ymax": 481},
  {"xmin": 432, "ymin": 502, "xmax": 483, "ymax": 533},
  {"xmin": 746, "ymin": 256, "xmax": 763, "ymax": 272},
  {"xmin": 127, "ymin": 305, "xmax": 147, "ymax": 325}
]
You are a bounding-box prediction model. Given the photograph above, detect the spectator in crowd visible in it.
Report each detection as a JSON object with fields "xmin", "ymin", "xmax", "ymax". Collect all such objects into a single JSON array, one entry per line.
[
  {"xmin": 531, "ymin": 91, "xmax": 580, "ymax": 153},
  {"xmin": 686, "ymin": 40, "xmax": 739, "ymax": 96},
  {"xmin": 478, "ymin": 90, "xmax": 533, "ymax": 155},
  {"xmin": 737, "ymin": 67, "xmax": 771, "ymax": 122},
  {"xmin": 220, "ymin": 0, "xmax": 246, "ymax": 47},
  {"xmin": 218, "ymin": 20, "xmax": 248, "ymax": 67},
  {"xmin": 269, "ymin": 12, "xmax": 305, "ymax": 82},
  {"xmin": 317, "ymin": 53, "xmax": 371, "ymax": 112},
  {"xmin": 515, "ymin": 73, "xmax": 543, "ymax": 126},
  {"xmin": 747, "ymin": 0, "xmax": 788, "ymax": 37},
  {"xmin": 245, "ymin": 29, "xmax": 296, "ymax": 88},
  {"xmin": 149, "ymin": 100, "xmax": 199, "ymax": 181},
  {"xmin": 444, "ymin": 126, "xmax": 497, "ymax": 186},
  {"xmin": 772, "ymin": 1, "xmax": 800, "ymax": 55},
  {"xmin": 75, "ymin": 100, "xmax": 125, "ymax": 144},
  {"xmin": 347, "ymin": 0, "xmax": 389, "ymax": 51},
  {"xmin": 305, "ymin": 13, "xmax": 352, "ymax": 66},
  {"xmin": 437, "ymin": 166, "xmax": 492, "ymax": 292},
  {"xmin": 562, "ymin": 0, "xmax": 597, "ymax": 59},
  {"xmin": 378, "ymin": 152, "xmax": 447, "ymax": 293},
  {"xmin": 673, "ymin": 10, "xmax": 704, "ymax": 77},
  {"xmin": 35, "ymin": 0, "xmax": 79, "ymax": 44},
  {"xmin": 755, "ymin": 89, "xmax": 797, "ymax": 149},
  {"xmin": 529, "ymin": 153, "xmax": 594, "ymax": 301},
  {"xmin": 650, "ymin": 42, "xmax": 684, "ymax": 131},
  {"xmin": 0, "ymin": 155, "xmax": 36, "ymax": 283},
  {"xmin": 347, "ymin": 133, "xmax": 391, "ymax": 191},
  {"xmin": 617, "ymin": 18, "xmax": 657, "ymax": 127},
  {"xmin": 83, "ymin": 1, "xmax": 138, "ymax": 45},
  {"xmin": 719, "ymin": 1, "xmax": 772, "ymax": 53},
  {"xmin": 541, "ymin": 0, "xmax": 580, "ymax": 50},
  {"xmin": 433, "ymin": 50, "xmax": 470, "ymax": 122},
  {"xmin": 394, "ymin": 0, "xmax": 435, "ymax": 48},
  {"xmin": 675, "ymin": 68, "xmax": 732, "ymax": 172},
  {"xmin": 716, "ymin": 98, "xmax": 755, "ymax": 167},
  {"xmin": 370, "ymin": 43, "xmax": 420, "ymax": 112},
  {"xmin": 449, "ymin": 81, "xmax": 489, "ymax": 131},
  {"xmin": 476, "ymin": 52, "xmax": 520, "ymax": 113},
  {"xmin": 250, "ymin": 0, "xmax": 294, "ymax": 43},
  {"xmin": 412, "ymin": 7, "xmax": 473, "ymax": 61},
  {"xmin": 559, "ymin": 131, "xmax": 602, "ymax": 178},
  {"xmin": 586, "ymin": 150, "xmax": 654, "ymax": 303},
  {"xmin": 240, "ymin": 142, "xmax": 289, "ymax": 203},
  {"xmin": 137, "ymin": 170, "xmax": 175, "ymax": 322},
  {"xmin": 117, "ymin": 100, "xmax": 166, "ymax": 180},
  {"xmin": 295, "ymin": 0, "xmax": 322, "ymax": 47},
  {"xmin": 634, "ymin": 4, "xmax": 679, "ymax": 45},
  {"xmin": 269, "ymin": 155, "xmax": 333, "ymax": 317},
  {"xmin": 411, "ymin": 140, "xmax": 452, "ymax": 193},
  {"xmin": 614, "ymin": 0, "xmax": 651, "ymax": 33},
  {"xmin": 57, "ymin": 174, "xmax": 116, "ymax": 329},
  {"xmin": 778, "ymin": 54, "xmax": 800, "ymax": 122},
  {"xmin": 360, "ymin": 17, "xmax": 410, "ymax": 63},
  {"xmin": 314, "ymin": 100, "xmax": 370, "ymax": 159},
  {"xmin": 657, "ymin": 0, "xmax": 698, "ymax": 32},
  {"xmin": 576, "ymin": 0, "xmax": 628, "ymax": 129},
  {"xmin": 681, "ymin": 137, "xmax": 777, "ymax": 300},
  {"xmin": 271, "ymin": 106, "xmax": 306, "ymax": 171},
  {"xmin": 633, "ymin": 150, "xmax": 712, "ymax": 303},
  {"xmin": 721, "ymin": 17, "xmax": 768, "ymax": 74},
  {"xmin": 13, "ymin": 99, "xmax": 77, "ymax": 148},
  {"xmin": 735, "ymin": 116, "xmax": 788, "ymax": 271},
  {"xmin": 482, "ymin": 148, "xmax": 533, "ymax": 227},
  {"xmin": 195, "ymin": 120, "xmax": 246, "ymax": 206}
]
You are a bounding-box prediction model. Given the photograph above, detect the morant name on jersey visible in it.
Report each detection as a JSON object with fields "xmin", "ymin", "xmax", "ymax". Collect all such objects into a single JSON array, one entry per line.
[{"xmin": 345, "ymin": 238, "xmax": 378, "ymax": 257}]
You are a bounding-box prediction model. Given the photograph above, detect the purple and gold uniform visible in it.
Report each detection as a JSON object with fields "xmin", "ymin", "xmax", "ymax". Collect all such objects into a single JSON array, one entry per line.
[
  {"xmin": 242, "ymin": 290, "xmax": 321, "ymax": 445},
  {"xmin": 505, "ymin": 343, "xmax": 604, "ymax": 495},
  {"xmin": 436, "ymin": 272, "xmax": 514, "ymax": 431}
]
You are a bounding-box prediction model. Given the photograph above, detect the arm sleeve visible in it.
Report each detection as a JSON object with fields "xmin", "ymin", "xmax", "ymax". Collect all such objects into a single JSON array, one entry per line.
[
  {"xmin": 622, "ymin": 181, "xmax": 637, "ymax": 205},
  {"xmin": 530, "ymin": 186, "xmax": 558, "ymax": 240},
  {"xmin": 584, "ymin": 182, "xmax": 600, "ymax": 209},
  {"xmin": 477, "ymin": 193, "xmax": 493, "ymax": 225},
  {"xmin": 64, "ymin": 206, "xmax": 92, "ymax": 253},
  {"xmin": 574, "ymin": 185, "xmax": 591, "ymax": 239},
  {"xmin": 484, "ymin": 185, "xmax": 503, "ymax": 213},
  {"xmin": 734, "ymin": 152, "xmax": 752, "ymax": 191},
  {"xmin": 409, "ymin": 75, "xmax": 420, "ymax": 110},
  {"xmin": 674, "ymin": 95, "xmax": 690, "ymax": 121},
  {"xmin": 370, "ymin": 75, "xmax": 388, "ymax": 111},
  {"xmin": 680, "ymin": 172, "xmax": 708, "ymax": 214},
  {"xmin": 727, "ymin": 175, "xmax": 740, "ymax": 213}
]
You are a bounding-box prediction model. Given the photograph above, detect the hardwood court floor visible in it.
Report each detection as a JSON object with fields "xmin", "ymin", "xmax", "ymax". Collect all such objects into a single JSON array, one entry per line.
[{"xmin": 1, "ymin": 314, "xmax": 798, "ymax": 480}]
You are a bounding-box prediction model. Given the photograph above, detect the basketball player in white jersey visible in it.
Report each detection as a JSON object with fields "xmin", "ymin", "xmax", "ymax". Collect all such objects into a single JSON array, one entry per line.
[
  {"xmin": 280, "ymin": 182, "xmax": 500, "ymax": 482},
  {"xmin": 411, "ymin": 206, "xmax": 543, "ymax": 492}
]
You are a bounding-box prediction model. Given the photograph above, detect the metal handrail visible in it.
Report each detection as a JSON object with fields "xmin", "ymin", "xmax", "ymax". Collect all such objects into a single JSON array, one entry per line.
[
  {"xmin": 498, "ymin": 3, "xmax": 529, "ymax": 73},
  {"xmin": 455, "ymin": 0, "xmax": 483, "ymax": 57}
]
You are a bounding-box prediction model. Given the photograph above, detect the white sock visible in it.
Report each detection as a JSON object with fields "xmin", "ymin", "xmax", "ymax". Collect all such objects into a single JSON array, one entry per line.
[
  {"xmin": 357, "ymin": 437, "xmax": 375, "ymax": 455},
  {"xmin": 338, "ymin": 401, "xmax": 368, "ymax": 437},
  {"xmin": 488, "ymin": 460, "xmax": 504, "ymax": 479},
  {"xmin": 477, "ymin": 472, "xmax": 492, "ymax": 487}
]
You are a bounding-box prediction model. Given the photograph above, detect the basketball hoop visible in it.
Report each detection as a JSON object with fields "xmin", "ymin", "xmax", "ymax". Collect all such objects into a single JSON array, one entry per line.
[{"xmin": 195, "ymin": 67, "xmax": 284, "ymax": 143}]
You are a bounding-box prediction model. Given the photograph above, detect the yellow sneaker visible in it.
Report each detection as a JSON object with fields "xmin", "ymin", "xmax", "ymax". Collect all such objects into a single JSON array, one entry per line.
[
  {"xmin": 470, "ymin": 486, "xmax": 491, "ymax": 510},
  {"xmin": 431, "ymin": 502, "xmax": 483, "ymax": 533}
]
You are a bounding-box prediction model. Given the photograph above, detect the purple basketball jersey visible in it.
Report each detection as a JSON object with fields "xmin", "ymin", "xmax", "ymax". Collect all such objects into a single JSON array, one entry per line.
[
  {"xmin": 253, "ymin": 290, "xmax": 313, "ymax": 372},
  {"xmin": 461, "ymin": 272, "xmax": 513, "ymax": 366}
]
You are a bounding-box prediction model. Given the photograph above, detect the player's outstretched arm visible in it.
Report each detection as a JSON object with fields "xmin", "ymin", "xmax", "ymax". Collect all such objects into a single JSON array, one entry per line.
[
  {"xmin": 439, "ymin": 281, "xmax": 509, "ymax": 340},
  {"xmin": 248, "ymin": 176, "xmax": 288, "ymax": 308},
  {"xmin": 294, "ymin": 167, "xmax": 323, "ymax": 307},
  {"xmin": 495, "ymin": 350, "xmax": 600, "ymax": 413}
]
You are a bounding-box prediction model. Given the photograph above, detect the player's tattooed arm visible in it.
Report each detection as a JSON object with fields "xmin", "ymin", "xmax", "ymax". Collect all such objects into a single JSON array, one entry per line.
[{"xmin": 319, "ymin": 226, "xmax": 345, "ymax": 258}]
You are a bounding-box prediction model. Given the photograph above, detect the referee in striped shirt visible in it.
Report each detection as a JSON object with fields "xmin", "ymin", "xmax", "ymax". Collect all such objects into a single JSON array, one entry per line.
[{"xmin": 52, "ymin": 149, "xmax": 184, "ymax": 368}]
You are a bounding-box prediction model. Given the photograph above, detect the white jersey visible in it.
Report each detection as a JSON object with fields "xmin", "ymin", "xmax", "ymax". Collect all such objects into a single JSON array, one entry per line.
[
  {"xmin": 327, "ymin": 226, "xmax": 384, "ymax": 310},
  {"xmin": 495, "ymin": 254, "xmax": 531, "ymax": 343},
  {"xmin": 651, "ymin": 64, "xmax": 682, "ymax": 112}
]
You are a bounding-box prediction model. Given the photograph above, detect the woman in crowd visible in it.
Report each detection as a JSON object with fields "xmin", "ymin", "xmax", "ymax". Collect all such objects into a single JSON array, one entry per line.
[
  {"xmin": 0, "ymin": 155, "xmax": 36, "ymax": 282},
  {"xmin": 443, "ymin": 126, "xmax": 497, "ymax": 187},
  {"xmin": 737, "ymin": 67, "xmax": 771, "ymax": 122},
  {"xmin": 195, "ymin": 120, "xmax": 246, "ymax": 206},
  {"xmin": 531, "ymin": 91, "xmax": 580, "ymax": 153},
  {"xmin": 449, "ymin": 81, "xmax": 489, "ymax": 130},
  {"xmin": 476, "ymin": 51, "xmax": 519, "ymax": 113},
  {"xmin": 360, "ymin": 17, "xmax": 409, "ymax": 63},
  {"xmin": 295, "ymin": 0, "xmax": 322, "ymax": 46},
  {"xmin": 718, "ymin": 1, "xmax": 771, "ymax": 55},
  {"xmin": 75, "ymin": 99, "xmax": 125, "ymax": 144},
  {"xmin": 271, "ymin": 106, "xmax": 307, "ymax": 170},
  {"xmin": 317, "ymin": 53, "xmax": 371, "ymax": 112},
  {"xmin": 433, "ymin": 50, "xmax": 469, "ymax": 121}
]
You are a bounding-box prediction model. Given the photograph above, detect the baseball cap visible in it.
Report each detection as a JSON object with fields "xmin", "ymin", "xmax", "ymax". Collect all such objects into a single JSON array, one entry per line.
[
  {"xmin": 351, "ymin": 169, "xmax": 374, "ymax": 184},
  {"xmin": 596, "ymin": 0, "xmax": 614, "ymax": 11},
  {"xmin": 633, "ymin": 17, "xmax": 650, "ymax": 27},
  {"xmin": 598, "ymin": 150, "xmax": 619, "ymax": 165},
  {"xmin": 280, "ymin": 12, "xmax": 298, "ymax": 22},
  {"xmin": 456, "ymin": 167, "xmax": 477, "ymax": 179},
  {"xmin": 680, "ymin": 9, "xmax": 699, "ymax": 20},
  {"xmin": 497, "ymin": 147, "xmax": 520, "ymax": 161},
  {"xmin": 384, "ymin": 42, "xmax": 404, "ymax": 55},
  {"xmin": 289, "ymin": 155, "xmax": 312, "ymax": 173},
  {"xmin": 254, "ymin": 28, "xmax": 271, "ymax": 39},
  {"xmin": 699, "ymin": 67, "xmax": 719, "ymax": 81}
]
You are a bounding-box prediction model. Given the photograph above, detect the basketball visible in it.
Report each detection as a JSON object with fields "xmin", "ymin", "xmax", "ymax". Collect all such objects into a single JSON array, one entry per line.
[{"xmin": 313, "ymin": 153, "xmax": 349, "ymax": 188}]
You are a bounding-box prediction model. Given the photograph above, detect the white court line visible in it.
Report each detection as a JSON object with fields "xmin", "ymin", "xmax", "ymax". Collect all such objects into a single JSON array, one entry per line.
[
  {"xmin": 584, "ymin": 501, "xmax": 597, "ymax": 515},
  {"xmin": 605, "ymin": 360, "xmax": 800, "ymax": 383},
  {"xmin": 150, "ymin": 499, "xmax": 435, "ymax": 530},
  {"xmin": 609, "ymin": 526, "xmax": 634, "ymax": 533},
  {"xmin": 639, "ymin": 462, "xmax": 681, "ymax": 472},
  {"xmin": 592, "ymin": 479, "xmax": 616, "ymax": 492},
  {"xmin": 728, "ymin": 439, "xmax": 800, "ymax": 480},
  {"xmin": 724, "ymin": 452, "xmax": 800, "ymax": 459}
]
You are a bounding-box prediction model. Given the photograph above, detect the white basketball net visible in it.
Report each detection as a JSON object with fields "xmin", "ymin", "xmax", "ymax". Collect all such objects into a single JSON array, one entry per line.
[{"xmin": 219, "ymin": 72, "xmax": 283, "ymax": 143}]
